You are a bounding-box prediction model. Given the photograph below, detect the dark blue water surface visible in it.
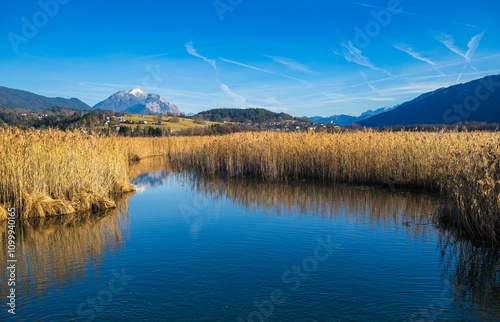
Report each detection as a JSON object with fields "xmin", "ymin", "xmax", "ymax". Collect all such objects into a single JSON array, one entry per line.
[{"xmin": 1, "ymin": 159, "xmax": 499, "ymax": 321}]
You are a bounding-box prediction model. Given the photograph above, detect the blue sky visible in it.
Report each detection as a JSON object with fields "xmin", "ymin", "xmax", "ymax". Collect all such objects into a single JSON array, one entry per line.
[{"xmin": 1, "ymin": 0, "xmax": 499, "ymax": 116}]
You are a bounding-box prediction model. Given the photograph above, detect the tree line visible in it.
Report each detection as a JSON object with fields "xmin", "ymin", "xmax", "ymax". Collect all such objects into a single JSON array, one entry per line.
[{"xmin": 195, "ymin": 108, "xmax": 295, "ymax": 123}]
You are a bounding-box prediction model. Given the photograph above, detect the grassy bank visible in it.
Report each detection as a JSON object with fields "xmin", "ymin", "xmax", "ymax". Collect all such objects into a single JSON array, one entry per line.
[{"xmin": 1, "ymin": 128, "xmax": 498, "ymax": 243}]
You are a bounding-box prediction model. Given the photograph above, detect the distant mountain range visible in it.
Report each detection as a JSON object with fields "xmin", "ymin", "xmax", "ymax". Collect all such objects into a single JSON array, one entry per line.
[
  {"xmin": 1, "ymin": 74, "xmax": 499, "ymax": 126},
  {"xmin": 93, "ymin": 89, "xmax": 180, "ymax": 115},
  {"xmin": 309, "ymin": 107, "xmax": 395, "ymax": 126},
  {"xmin": 0, "ymin": 87, "xmax": 180, "ymax": 115},
  {"xmin": 358, "ymin": 74, "xmax": 500, "ymax": 127},
  {"xmin": 0, "ymin": 86, "xmax": 90, "ymax": 111}
]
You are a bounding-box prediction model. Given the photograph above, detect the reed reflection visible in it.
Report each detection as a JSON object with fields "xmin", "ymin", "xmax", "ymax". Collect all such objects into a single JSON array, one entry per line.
[
  {"xmin": 440, "ymin": 235, "xmax": 500, "ymax": 316},
  {"xmin": 183, "ymin": 172, "xmax": 440, "ymax": 236},
  {"xmin": 0, "ymin": 194, "xmax": 131, "ymax": 300}
]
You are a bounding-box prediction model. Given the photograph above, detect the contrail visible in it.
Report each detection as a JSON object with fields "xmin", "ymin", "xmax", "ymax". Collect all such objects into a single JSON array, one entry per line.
[{"xmin": 220, "ymin": 58, "xmax": 343, "ymax": 99}]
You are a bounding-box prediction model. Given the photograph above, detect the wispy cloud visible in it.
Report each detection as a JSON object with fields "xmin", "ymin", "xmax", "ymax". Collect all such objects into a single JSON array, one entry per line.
[
  {"xmin": 339, "ymin": 81, "xmax": 445, "ymax": 100},
  {"xmin": 466, "ymin": 31, "xmax": 486, "ymax": 63},
  {"xmin": 406, "ymin": 81, "xmax": 427, "ymax": 92},
  {"xmin": 375, "ymin": 83, "xmax": 449, "ymax": 96},
  {"xmin": 360, "ymin": 72, "xmax": 377, "ymax": 92},
  {"xmin": 220, "ymin": 83, "xmax": 246, "ymax": 105},
  {"xmin": 262, "ymin": 55, "xmax": 312, "ymax": 73},
  {"xmin": 394, "ymin": 43, "xmax": 435, "ymax": 66},
  {"xmin": 435, "ymin": 34, "xmax": 466, "ymax": 57},
  {"xmin": 185, "ymin": 42, "xmax": 245, "ymax": 106},
  {"xmin": 319, "ymin": 96, "xmax": 397, "ymax": 104},
  {"xmin": 333, "ymin": 41, "xmax": 391, "ymax": 75},
  {"xmin": 343, "ymin": 53, "xmax": 500, "ymax": 91},
  {"xmin": 262, "ymin": 97, "xmax": 284, "ymax": 106},
  {"xmin": 220, "ymin": 57, "xmax": 343, "ymax": 100},
  {"xmin": 435, "ymin": 31, "xmax": 486, "ymax": 68},
  {"xmin": 319, "ymin": 80, "xmax": 452, "ymax": 105},
  {"xmin": 245, "ymin": 97, "xmax": 289, "ymax": 113},
  {"xmin": 394, "ymin": 43, "xmax": 446, "ymax": 76},
  {"xmin": 126, "ymin": 53, "xmax": 169, "ymax": 63},
  {"xmin": 220, "ymin": 57, "xmax": 313, "ymax": 84},
  {"xmin": 185, "ymin": 42, "xmax": 217, "ymax": 70}
]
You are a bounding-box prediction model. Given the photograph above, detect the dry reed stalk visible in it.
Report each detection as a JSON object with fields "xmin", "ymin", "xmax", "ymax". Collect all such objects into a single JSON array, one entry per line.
[{"xmin": 0, "ymin": 205, "xmax": 7, "ymax": 221}]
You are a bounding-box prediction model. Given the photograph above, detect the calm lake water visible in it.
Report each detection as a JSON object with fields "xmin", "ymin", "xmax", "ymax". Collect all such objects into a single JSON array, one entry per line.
[{"xmin": 1, "ymin": 158, "xmax": 499, "ymax": 321}]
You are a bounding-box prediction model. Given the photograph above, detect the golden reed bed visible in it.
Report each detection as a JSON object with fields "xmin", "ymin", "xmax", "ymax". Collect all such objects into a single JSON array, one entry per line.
[
  {"xmin": 0, "ymin": 128, "xmax": 499, "ymax": 242},
  {"xmin": 167, "ymin": 131, "xmax": 500, "ymax": 242},
  {"xmin": 0, "ymin": 128, "xmax": 134, "ymax": 219}
]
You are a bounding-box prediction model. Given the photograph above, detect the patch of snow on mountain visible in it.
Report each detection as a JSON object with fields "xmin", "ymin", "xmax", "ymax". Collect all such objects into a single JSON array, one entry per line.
[{"xmin": 130, "ymin": 88, "xmax": 147, "ymax": 99}]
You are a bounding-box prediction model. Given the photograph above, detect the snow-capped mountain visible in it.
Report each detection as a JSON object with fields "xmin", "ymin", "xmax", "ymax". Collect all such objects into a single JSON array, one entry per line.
[
  {"xmin": 130, "ymin": 88, "xmax": 147, "ymax": 100},
  {"xmin": 93, "ymin": 89, "xmax": 180, "ymax": 115}
]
